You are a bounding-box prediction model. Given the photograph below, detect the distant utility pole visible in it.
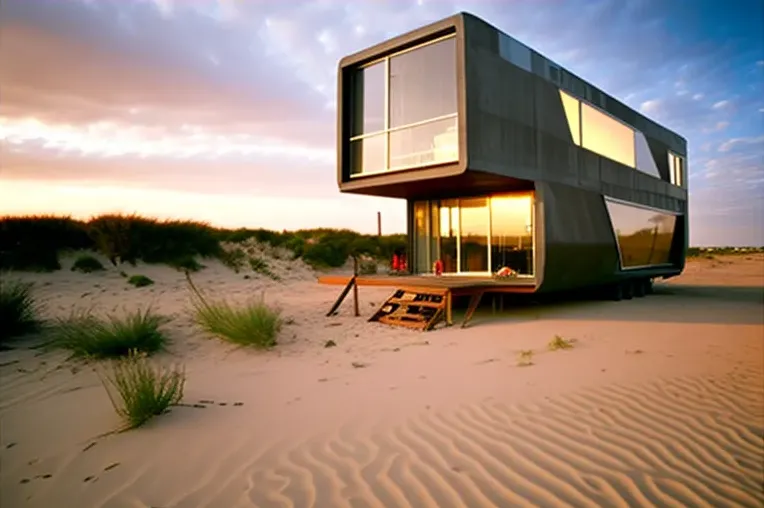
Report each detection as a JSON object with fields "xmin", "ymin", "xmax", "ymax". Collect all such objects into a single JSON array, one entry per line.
[{"xmin": 377, "ymin": 211, "xmax": 382, "ymax": 237}]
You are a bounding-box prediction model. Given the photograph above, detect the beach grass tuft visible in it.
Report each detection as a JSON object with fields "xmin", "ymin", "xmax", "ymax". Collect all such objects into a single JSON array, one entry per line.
[
  {"xmin": 0, "ymin": 279, "xmax": 42, "ymax": 342},
  {"xmin": 54, "ymin": 307, "xmax": 169, "ymax": 359},
  {"xmin": 98, "ymin": 349, "xmax": 185, "ymax": 429},
  {"xmin": 186, "ymin": 272, "xmax": 282, "ymax": 348}
]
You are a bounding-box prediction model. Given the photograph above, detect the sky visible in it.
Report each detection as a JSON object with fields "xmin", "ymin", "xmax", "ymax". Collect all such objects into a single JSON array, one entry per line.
[{"xmin": 0, "ymin": 0, "xmax": 762, "ymax": 246}]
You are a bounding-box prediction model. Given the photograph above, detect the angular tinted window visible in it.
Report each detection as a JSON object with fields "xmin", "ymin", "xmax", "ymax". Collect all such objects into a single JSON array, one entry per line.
[{"xmin": 606, "ymin": 199, "xmax": 677, "ymax": 268}]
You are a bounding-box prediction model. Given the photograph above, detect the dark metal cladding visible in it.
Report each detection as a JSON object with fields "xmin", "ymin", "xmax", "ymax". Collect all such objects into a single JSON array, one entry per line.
[{"xmin": 336, "ymin": 12, "xmax": 689, "ymax": 294}]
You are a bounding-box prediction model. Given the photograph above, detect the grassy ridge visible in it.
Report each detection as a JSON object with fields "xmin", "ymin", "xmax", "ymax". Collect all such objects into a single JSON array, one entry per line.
[{"xmin": 0, "ymin": 215, "xmax": 407, "ymax": 272}]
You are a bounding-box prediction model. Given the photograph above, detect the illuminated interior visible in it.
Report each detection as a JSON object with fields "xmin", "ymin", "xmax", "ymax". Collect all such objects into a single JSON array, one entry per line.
[{"xmin": 412, "ymin": 193, "xmax": 534, "ymax": 276}]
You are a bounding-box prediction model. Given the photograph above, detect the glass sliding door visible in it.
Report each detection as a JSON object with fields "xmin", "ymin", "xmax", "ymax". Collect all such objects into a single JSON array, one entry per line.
[
  {"xmin": 439, "ymin": 200, "xmax": 460, "ymax": 273},
  {"xmin": 459, "ymin": 197, "xmax": 490, "ymax": 273},
  {"xmin": 410, "ymin": 193, "xmax": 534, "ymax": 277},
  {"xmin": 489, "ymin": 194, "xmax": 534, "ymax": 276}
]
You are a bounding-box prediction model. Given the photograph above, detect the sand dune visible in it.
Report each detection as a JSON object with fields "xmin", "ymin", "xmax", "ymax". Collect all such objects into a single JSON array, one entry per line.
[{"xmin": 1, "ymin": 253, "xmax": 762, "ymax": 507}]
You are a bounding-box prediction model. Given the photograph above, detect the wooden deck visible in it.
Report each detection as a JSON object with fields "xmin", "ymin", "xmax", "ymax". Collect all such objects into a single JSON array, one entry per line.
[
  {"xmin": 318, "ymin": 274, "xmax": 537, "ymax": 296},
  {"xmin": 320, "ymin": 274, "xmax": 537, "ymax": 328}
]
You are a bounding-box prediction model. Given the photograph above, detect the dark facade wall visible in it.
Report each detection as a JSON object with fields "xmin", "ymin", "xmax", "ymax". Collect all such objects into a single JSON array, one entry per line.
[
  {"xmin": 535, "ymin": 182, "xmax": 621, "ymax": 293},
  {"xmin": 461, "ymin": 14, "xmax": 688, "ymax": 217}
]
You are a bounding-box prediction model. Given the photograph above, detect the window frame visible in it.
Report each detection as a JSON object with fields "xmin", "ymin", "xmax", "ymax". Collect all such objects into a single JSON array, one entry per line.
[{"xmin": 347, "ymin": 34, "xmax": 459, "ymax": 178}]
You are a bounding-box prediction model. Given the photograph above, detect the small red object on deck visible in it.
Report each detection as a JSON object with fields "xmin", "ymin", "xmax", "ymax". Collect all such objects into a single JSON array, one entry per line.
[
  {"xmin": 392, "ymin": 253, "xmax": 400, "ymax": 271},
  {"xmin": 433, "ymin": 259, "xmax": 444, "ymax": 276}
]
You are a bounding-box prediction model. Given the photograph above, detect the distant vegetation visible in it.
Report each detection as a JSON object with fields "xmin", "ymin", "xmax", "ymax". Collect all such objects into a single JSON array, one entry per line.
[
  {"xmin": 0, "ymin": 214, "xmax": 407, "ymax": 273},
  {"xmin": 686, "ymin": 246, "xmax": 763, "ymax": 257}
]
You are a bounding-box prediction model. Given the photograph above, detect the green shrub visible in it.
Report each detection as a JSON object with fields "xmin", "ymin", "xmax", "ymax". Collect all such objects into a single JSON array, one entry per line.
[
  {"xmin": 187, "ymin": 274, "xmax": 282, "ymax": 348},
  {"xmin": 71, "ymin": 254, "xmax": 105, "ymax": 273},
  {"xmin": 128, "ymin": 275, "xmax": 154, "ymax": 288},
  {"xmin": 54, "ymin": 308, "xmax": 168, "ymax": 358},
  {"xmin": 168, "ymin": 255, "xmax": 204, "ymax": 272},
  {"xmin": 0, "ymin": 216, "xmax": 91, "ymax": 271},
  {"xmin": 0, "ymin": 279, "xmax": 41, "ymax": 342},
  {"xmin": 218, "ymin": 247, "xmax": 247, "ymax": 272},
  {"xmin": 99, "ymin": 349, "xmax": 185, "ymax": 429},
  {"xmin": 88, "ymin": 214, "xmax": 221, "ymax": 267}
]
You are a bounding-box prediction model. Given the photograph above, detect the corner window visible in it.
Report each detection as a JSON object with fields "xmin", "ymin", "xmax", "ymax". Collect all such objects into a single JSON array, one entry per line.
[
  {"xmin": 668, "ymin": 152, "xmax": 684, "ymax": 187},
  {"xmin": 347, "ymin": 35, "xmax": 459, "ymax": 177}
]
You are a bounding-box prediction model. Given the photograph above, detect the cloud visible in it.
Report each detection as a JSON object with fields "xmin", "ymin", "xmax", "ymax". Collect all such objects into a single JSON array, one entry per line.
[
  {"xmin": 717, "ymin": 134, "xmax": 764, "ymax": 153},
  {"xmin": 1, "ymin": 0, "xmax": 762, "ymax": 244},
  {"xmin": 712, "ymin": 100, "xmax": 732, "ymax": 110}
]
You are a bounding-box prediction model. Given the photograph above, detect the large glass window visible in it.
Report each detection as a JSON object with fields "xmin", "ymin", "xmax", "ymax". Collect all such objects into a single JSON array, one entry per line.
[
  {"xmin": 459, "ymin": 198, "xmax": 489, "ymax": 273},
  {"xmin": 350, "ymin": 62, "xmax": 386, "ymax": 137},
  {"xmin": 410, "ymin": 194, "xmax": 535, "ymax": 276},
  {"xmin": 389, "ymin": 37, "xmax": 457, "ymax": 128},
  {"xmin": 349, "ymin": 134, "xmax": 385, "ymax": 176},
  {"xmin": 347, "ymin": 36, "xmax": 458, "ymax": 177},
  {"xmin": 582, "ymin": 103, "xmax": 635, "ymax": 168},
  {"xmin": 389, "ymin": 117, "xmax": 458, "ymax": 170},
  {"xmin": 605, "ymin": 199, "xmax": 678, "ymax": 269},
  {"xmin": 490, "ymin": 195, "xmax": 533, "ymax": 275}
]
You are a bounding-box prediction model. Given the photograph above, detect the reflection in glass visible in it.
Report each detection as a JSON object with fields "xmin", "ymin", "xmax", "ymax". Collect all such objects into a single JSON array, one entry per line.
[
  {"xmin": 490, "ymin": 195, "xmax": 534, "ymax": 275},
  {"xmin": 349, "ymin": 134, "xmax": 385, "ymax": 176},
  {"xmin": 559, "ymin": 90, "xmax": 581, "ymax": 146},
  {"xmin": 413, "ymin": 201, "xmax": 430, "ymax": 274},
  {"xmin": 459, "ymin": 198, "xmax": 489, "ymax": 273},
  {"xmin": 389, "ymin": 37, "xmax": 457, "ymax": 128},
  {"xmin": 350, "ymin": 62, "xmax": 386, "ymax": 137},
  {"xmin": 439, "ymin": 200, "xmax": 459, "ymax": 273},
  {"xmin": 582, "ymin": 103, "xmax": 635, "ymax": 168},
  {"xmin": 388, "ymin": 116, "xmax": 458, "ymax": 170},
  {"xmin": 606, "ymin": 199, "xmax": 677, "ymax": 268}
]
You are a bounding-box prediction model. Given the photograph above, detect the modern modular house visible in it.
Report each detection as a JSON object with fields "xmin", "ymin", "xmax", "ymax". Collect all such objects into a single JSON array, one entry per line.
[{"xmin": 335, "ymin": 12, "xmax": 688, "ymax": 297}]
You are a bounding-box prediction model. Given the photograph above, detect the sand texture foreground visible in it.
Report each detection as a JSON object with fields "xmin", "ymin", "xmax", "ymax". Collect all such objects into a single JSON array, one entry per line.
[{"xmin": 1, "ymin": 253, "xmax": 763, "ymax": 507}]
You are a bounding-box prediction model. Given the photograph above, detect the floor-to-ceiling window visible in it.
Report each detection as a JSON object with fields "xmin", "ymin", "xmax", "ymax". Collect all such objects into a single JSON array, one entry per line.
[
  {"xmin": 412, "ymin": 194, "xmax": 534, "ymax": 276},
  {"xmin": 490, "ymin": 195, "xmax": 534, "ymax": 275},
  {"xmin": 459, "ymin": 198, "xmax": 489, "ymax": 273},
  {"xmin": 348, "ymin": 35, "xmax": 459, "ymax": 177}
]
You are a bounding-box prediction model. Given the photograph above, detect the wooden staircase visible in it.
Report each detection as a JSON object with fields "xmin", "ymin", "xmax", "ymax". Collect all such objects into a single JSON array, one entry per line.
[{"xmin": 368, "ymin": 288, "xmax": 449, "ymax": 331}]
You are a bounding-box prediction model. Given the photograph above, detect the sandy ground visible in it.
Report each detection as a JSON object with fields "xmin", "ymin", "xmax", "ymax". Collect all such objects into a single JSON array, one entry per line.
[{"xmin": 1, "ymin": 252, "xmax": 762, "ymax": 507}]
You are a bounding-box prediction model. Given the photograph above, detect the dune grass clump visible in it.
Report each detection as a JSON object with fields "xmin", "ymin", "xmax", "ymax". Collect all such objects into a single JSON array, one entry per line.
[
  {"xmin": 128, "ymin": 275, "xmax": 154, "ymax": 288},
  {"xmin": 0, "ymin": 215, "xmax": 92, "ymax": 272},
  {"xmin": 517, "ymin": 349, "xmax": 534, "ymax": 367},
  {"xmin": 0, "ymin": 279, "xmax": 41, "ymax": 342},
  {"xmin": 71, "ymin": 254, "xmax": 105, "ymax": 273},
  {"xmin": 168, "ymin": 255, "xmax": 204, "ymax": 273},
  {"xmin": 186, "ymin": 273, "xmax": 282, "ymax": 348},
  {"xmin": 218, "ymin": 247, "xmax": 247, "ymax": 273},
  {"xmin": 54, "ymin": 308, "xmax": 168, "ymax": 359},
  {"xmin": 249, "ymin": 257, "xmax": 281, "ymax": 281},
  {"xmin": 548, "ymin": 335, "xmax": 575, "ymax": 351},
  {"xmin": 99, "ymin": 349, "xmax": 185, "ymax": 429}
]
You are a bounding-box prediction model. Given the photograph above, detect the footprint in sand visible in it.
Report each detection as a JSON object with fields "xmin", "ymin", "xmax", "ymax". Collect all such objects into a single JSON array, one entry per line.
[{"xmin": 104, "ymin": 462, "xmax": 120, "ymax": 472}]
